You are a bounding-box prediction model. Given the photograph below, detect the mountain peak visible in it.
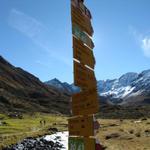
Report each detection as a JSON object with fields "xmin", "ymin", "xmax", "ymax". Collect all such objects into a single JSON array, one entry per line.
[
  {"xmin": 45, "ymin": 79, "xmax": 79, "ymax": 94},
  {"xmin": 51, "ymin": 78, "xmax": 61, "ymax": 82}
]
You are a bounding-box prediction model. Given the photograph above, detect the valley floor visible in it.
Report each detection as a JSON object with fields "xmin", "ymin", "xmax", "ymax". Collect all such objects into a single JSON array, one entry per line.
[
  {"xmin": 0, "ymin": 113, "xmax": 68, "ymax": 149},
  {"xmin": 0, "ymin": 113, "xmax": 150, "ymax": 150},
  {"xmin": 97, "ymin": 118, "xmax": 150, "ymax": 150}
]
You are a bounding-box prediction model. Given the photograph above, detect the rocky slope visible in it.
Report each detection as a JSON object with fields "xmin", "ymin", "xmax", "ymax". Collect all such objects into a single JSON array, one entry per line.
[{"xmin": 0, "ymin": 56, "xmax": 70, "ymax": 114}]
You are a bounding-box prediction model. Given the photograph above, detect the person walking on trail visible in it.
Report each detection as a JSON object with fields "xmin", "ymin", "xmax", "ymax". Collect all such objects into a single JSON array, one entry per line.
[
  {"xmin": 43, "ymin": 120, "xmax": 46, "ymax": 126},
  {"xmin": 40, "ymin": 120, "xmax": 42, "ymax": 126},
  {"xmin": 40, "ymin": 119, "xmax": 46, "ymax": 126}
]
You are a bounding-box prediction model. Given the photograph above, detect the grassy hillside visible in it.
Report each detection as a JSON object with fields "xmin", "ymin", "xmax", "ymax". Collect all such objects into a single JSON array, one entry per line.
[
  {"xmin": 0, "ymin": 113, "xmax": 68, "ymax": 149},
  {"xmin": 0, "ymin": 56, "xmax": 70, "ymax": 114}
]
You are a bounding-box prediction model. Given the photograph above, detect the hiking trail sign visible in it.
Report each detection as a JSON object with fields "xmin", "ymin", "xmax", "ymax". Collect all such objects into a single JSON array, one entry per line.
[
  {"xmin": 68, "ymin": 115, "xmax": 94, "ymax": 136},
  {"xmin": 69, "ymin": 0, "xmax": 101, "ymax": 149}
]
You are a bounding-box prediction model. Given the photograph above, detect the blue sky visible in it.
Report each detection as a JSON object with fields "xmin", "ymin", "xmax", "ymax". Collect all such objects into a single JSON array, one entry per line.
[{"xmin": 0, "ymin": 0, "xmax": 150, "ymax": 83}]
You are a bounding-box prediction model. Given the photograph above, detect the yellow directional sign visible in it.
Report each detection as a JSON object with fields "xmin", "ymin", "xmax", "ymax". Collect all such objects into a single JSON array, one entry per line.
[
  {"xmin": 74, "ymin": 76, "xmax": 97, "ymax": 91},
  {"xmin": 72, "ymin": 88, "xmax": 98, "ymax": 103},
  {"xmin": 68, "ymin": 115, "xmax": 94, "ymax": 136},
  {"xmin": 72, "ymin": 88, "xmax": 99, "ymax": 115},
  {"xmin": 71, "ymin": 5, "xmax": 93, "ymax": 36},
  {"xmin": 74, "ymin": 61, "xmax": 96, "ymax": 90},
  {"xmin": 73, "ymin": 37, "xmax": 95, "ymax": 69}
]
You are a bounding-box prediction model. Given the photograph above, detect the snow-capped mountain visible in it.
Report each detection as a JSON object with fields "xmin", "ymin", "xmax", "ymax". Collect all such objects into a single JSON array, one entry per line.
[
  {"xmin": 97, "ymin": 73, "xmax": 138, "ymax": 93},
  {"xmin": 45, "ymin": 69, "xmax": 150, "ymax": 105},
  {"xmin": 98, "ymin": 70, "xmax": 150, "ymax": 104}
]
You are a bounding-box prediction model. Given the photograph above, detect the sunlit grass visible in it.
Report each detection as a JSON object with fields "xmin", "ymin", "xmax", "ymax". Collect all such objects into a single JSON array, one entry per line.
[{"xmin": 0, "ymin": 113, "xmax": 68, "ymax": 149}]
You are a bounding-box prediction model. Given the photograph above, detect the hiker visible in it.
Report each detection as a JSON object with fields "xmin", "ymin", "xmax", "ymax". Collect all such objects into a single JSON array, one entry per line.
[
  {"xmin": 40, "ymin": 119, "xmax": 46, "ymax": 126},
  {"xmin": 43, "ymin": 120, "xmax": 46, "ymax": 126},
  {"xmin": 40, "ymin": 120, "xmax": 43, "ymax": 126}
]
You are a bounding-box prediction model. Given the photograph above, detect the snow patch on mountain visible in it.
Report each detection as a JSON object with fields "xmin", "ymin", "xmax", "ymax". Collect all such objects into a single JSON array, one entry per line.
[
  {"xmin": 121, "ymin": 86, "xmax": 135, "ymax": 97},
  {"xmin": 98, "ymin": 70, "xmax": 150, "ymax": 104},
  {"xmin": 45, "ymin": 69, "xmax": 150, "ymax": 104},
  {"xmin": 101, "ymin": 86, "xmax": 135, "ymax": 99}
]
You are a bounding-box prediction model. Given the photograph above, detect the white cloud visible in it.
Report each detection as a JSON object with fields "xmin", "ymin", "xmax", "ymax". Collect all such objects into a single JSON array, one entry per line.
[
  {"xmin": 8, "ymin": 9, "xmax": 72, "ymax": 67},
  {"xmin": 8, "ymin": 9, "xmax": 47, "ymax": 44},
  {"xmin": 141, "ymin": 37, "xmax": 150, "ymax": 58},
  {"xmin": 129, "ymin": 26, "xmax": 150, "ymax": 58}
]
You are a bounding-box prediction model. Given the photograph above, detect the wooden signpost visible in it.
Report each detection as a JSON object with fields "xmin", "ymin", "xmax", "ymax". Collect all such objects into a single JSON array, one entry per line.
[
  {"xmin": 69, "ymin": 0, "xmax": 101, "ymax": 149},
  {"xmin": 74, "ymin": 61, "xmax": 96, "ymax": 90},
  {"xmin": 73, "ymin": 37, "xmax": 95, "ymax": 69},
  {"xmin": 72, "ymin": 24, "xmax": 94, "ymax": 49},
  {"xmin": 72, "ymin": 89, "xmax": 99, "ymax": 116},
  {"xmin": 71, "ymin": 5, "xmax": 93, "ymax": 36},
  {"xmin": 68, "ymin": 115, "xmax": 94, "ymax": 136}
]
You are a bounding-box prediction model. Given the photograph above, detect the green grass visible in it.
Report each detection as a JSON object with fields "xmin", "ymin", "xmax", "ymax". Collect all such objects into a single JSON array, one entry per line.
[{"xmin": 0, "ymin": 113, "xmax": 68, "ymax": 149}]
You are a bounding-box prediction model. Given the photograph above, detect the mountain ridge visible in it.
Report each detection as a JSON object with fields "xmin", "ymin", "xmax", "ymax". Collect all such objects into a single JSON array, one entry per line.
[
  {"xmin": 0, "ymin": 55, "xmax": 150, "ymax": 118},
  {"xmin": 0, "ymin": 56, "xmax": 70, "ymax": 114},
  {"xmin": 45, "ymin": 70, "xmax": 150, "ymax": 105}
]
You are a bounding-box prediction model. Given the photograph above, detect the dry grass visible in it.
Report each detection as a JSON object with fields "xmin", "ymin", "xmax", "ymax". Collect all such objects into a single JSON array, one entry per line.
[{"xmin": 96, "ymin": 118, "xmax": 150, "ymax": 150}]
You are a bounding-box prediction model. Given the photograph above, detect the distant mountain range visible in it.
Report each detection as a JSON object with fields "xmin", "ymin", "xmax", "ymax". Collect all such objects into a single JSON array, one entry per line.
[
  {"xmin": 98, "ymin": 71, "xmax": 150, "ymax": 105},
  {"xmin": 45, "ymin": 70, "xmax": 150, "ymax": 105},
  {"xmin": 0, "ymin": 55, "xmax": 150, "ymax": 118}
]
